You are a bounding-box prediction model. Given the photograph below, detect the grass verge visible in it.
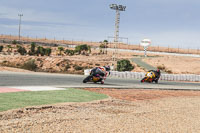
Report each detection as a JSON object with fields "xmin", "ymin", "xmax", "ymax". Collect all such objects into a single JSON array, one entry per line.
[{"xmin": 0, "ymin": 88, "xmax": 108, "ymax": 112}]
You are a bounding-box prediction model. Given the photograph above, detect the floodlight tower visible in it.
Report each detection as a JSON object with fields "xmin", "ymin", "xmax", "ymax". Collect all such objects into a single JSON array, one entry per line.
[
  {"xmin": 110, "ymin": 4, "xmax": 126, "ymax": 69},
  {"xmin": 18, "ymin": 14, "xmax": 23, "ymax": 40},
  {"xmin": 110, "ymin": 4, "xmax": 126, "ymax": 43}
]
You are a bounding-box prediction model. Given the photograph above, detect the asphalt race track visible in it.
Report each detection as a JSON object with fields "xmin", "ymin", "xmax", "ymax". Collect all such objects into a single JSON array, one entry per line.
[{"xmin": 0, "ymin": 72, "xmax": 200, "ymax": 90}]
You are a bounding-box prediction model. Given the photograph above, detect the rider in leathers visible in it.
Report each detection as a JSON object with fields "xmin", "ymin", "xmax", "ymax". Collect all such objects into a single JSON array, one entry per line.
[
  {"xmin": 90, "ymin": 66, "xmax": 110, "ymax": 84},
  {"xmin": 148, "ymin": 69, "xmax": 161, "ymax": 83}
]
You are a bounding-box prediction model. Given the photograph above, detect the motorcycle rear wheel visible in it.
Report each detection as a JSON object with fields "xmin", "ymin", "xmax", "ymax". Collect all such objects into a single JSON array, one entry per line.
[{"xmin": 83, "ymin": 76, "xmax": 92, "ymax": 83}]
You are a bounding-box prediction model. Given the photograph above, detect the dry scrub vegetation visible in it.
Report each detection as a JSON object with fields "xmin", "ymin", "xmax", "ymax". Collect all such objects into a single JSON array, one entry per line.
[{"xmin": 0, "ymin": 35, "xmax": 200, "ymax": 74}]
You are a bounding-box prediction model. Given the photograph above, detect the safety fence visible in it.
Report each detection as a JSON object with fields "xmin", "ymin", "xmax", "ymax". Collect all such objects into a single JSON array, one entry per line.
[{"xmin": 84, "ymin": 69, "xmax": 200, "ymax": 82}]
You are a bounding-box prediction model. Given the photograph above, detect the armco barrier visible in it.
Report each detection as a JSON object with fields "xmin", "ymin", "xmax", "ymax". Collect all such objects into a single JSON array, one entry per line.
[{"xmin": 84, "ymin": 69, "xmax": 200, "ymax": 82}]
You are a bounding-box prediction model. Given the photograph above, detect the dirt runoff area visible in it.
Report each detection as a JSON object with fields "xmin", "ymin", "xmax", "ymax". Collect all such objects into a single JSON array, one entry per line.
[{"xmin": 1, "ymin": 88, "xmax": 200, "ymax": 133}]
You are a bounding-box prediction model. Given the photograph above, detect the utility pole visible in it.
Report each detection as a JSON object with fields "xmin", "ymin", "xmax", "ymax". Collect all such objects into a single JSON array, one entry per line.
[{"xmin": 18, "ymin": 14, "xmax": 23, "ymax": 41}]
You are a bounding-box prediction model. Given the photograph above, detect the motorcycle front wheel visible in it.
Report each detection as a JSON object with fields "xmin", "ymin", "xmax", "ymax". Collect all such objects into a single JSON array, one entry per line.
[{"xmin": 141, "ymin": 77, "xmax": 146, "ymax": 83}]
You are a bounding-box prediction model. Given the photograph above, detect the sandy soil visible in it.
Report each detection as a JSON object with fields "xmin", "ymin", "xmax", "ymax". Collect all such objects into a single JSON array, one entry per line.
[
  {"xmin": 1, "ymin": 88, "xmax": 200, "ymax": 133},
  {"xmin": 0, "ymin": 66, "xmax": 33, "ymax": 72},
  {"xmin": 143, "ymin": 56, "xmax": 200, "ymax": 74}
]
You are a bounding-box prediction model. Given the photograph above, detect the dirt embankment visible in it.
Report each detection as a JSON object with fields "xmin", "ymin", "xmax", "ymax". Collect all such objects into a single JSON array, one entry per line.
[
  {"xmin": 1, "ymin": 88, "xmax": 200, "ymax": 132},
  {"xmin": 0, "ymin": 42, "xmax": 144, "ymax": 73},
  {"xmin": 143, "ymin": 56, "xmax": 200, "ymax": 74},
  {"xmin": 0, "ymin": 55, "xmax": 107, "ymax": 74}
]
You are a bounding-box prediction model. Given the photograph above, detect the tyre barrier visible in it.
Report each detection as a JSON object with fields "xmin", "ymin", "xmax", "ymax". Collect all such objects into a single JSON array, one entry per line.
[{"xmin": 84, "ymin": 69, "xmax": 200, "ymax": 82}]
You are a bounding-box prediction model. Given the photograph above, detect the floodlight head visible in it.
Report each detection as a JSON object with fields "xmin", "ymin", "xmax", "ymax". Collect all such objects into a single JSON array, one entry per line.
[
  {"xmin": 110, "ymin": 4, "xmax": 126, "ymax": 11},
  {"xmin": 110, "ymin": 4, "xmax": 117, "ymax": 10},
  {"xmin": 118, "ymin": 5, "xmax": 126, "ymax": 11},
  {"xmin": 18, "ymin": 14, "xmax": 23, "ymax": 16}
]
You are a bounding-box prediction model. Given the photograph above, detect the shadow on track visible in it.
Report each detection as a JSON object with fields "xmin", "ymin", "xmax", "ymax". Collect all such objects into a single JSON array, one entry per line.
[{"xmin": 82, "ymin": 82, "xmax": 124, "ymax": 86}]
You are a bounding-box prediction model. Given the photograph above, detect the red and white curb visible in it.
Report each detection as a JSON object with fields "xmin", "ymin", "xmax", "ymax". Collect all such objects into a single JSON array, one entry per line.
[{"xmin": 0, "ymin": 86, "xmax": 66, "ymax": 93}]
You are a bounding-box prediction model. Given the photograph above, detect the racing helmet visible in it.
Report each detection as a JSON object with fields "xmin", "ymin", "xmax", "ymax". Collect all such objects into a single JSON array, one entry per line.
[
  {"xmin": 104, "ymin": 66, "xmax": 111, "ymax": 71},
  {"xmin": 157, "ymin": 69, "xmax": 160, "ymax": 74}
]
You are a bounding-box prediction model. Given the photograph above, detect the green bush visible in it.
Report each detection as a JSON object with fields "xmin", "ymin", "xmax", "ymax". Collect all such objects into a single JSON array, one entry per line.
[
  {"xmin": 36, "ymin": 46, "xmax": 45, "ymax": 56},
  {"xmin": 75, "ymin": 44, "xmax": 91, "ymax": 55},
  {"xmin": 0, "ymin": 46, "xmax": 3, "ymax": 52},
  {"xmin": 31, "ymin": 42, "xmax": 36, "ymax": 53},
  {"xmin": 117, "ymin": 59, "xmax": 134, "ymax": 71},
  {"xmin": 17, "ymin": 46, "xmax": 27, "ymax": 55},
  {"xmin": 88, "ymin": 45, "xmax": 91, "ymax": 54},
  {"xmin": 22, "ymin": 59, "xmax": 37, "ymax": 71},
  {"xmin": 12, "ymin": 40, "xmax": 17, "ymax": 44},
  {"xmin": 45, "ymin": 48, "xmax": 52, "ymax": 56},
  {"xmin": 39, "ymin": 47, "xmax": 45, "ymax": 56},
  {"xmin": 7, "ymin": 45, "xmax": 12, "ymax": 53},
  {"xmin": 58, "ymin": 46, "xmax": 64, "ymax": 55},
  {"xmin": 65, "ymin": 49, "xmax": 75, "ymax": 56},
  {"xmin": 28, "ymin": 43, "xmax": 37, "ymax": 56},
  {"xmin": 99, "ymin": 40, "xmax": 108, "ymax": 54},
  {"xmin": 74, "ymin": 45, "xmax": 81, "ymax": 54}
]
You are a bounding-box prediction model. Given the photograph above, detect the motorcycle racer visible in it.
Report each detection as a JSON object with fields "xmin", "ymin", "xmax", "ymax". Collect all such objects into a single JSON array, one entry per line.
[
  {"xmin": 83, "ymin": 66, "xmax": 110, "ymax": 84},
  {"xmin": 148, "ymin": 69, "xmax": 161, "ymax": 83},
  {"xmin": 90, "ymin": 66, "xmax": 110, "ymax": 84}
]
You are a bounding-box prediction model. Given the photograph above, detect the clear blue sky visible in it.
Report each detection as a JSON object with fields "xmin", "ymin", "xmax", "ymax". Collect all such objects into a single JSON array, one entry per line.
[{"xmin": 0, "ymin": 0, "xmax": 200, "ymax": 49}]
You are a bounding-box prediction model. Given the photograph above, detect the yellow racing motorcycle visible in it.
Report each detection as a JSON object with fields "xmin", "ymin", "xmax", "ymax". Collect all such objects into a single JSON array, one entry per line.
[{"xmin": 141, "ymin": 71, "xmax": 156, "ymax": 83}]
